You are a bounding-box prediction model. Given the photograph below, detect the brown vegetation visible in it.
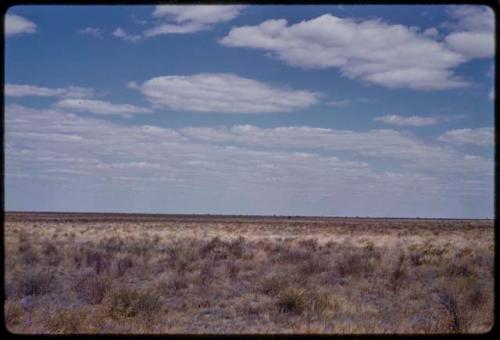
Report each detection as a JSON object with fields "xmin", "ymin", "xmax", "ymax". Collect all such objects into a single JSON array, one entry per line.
[{"xmin": 4, "ymin": 212, "xmax": 494, "ymax": 334}]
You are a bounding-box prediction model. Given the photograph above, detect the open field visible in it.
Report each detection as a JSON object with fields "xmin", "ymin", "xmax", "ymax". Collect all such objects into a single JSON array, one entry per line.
[{"xmin": 3, "ymin": 212, "xmax": 494, "ymax": 334}]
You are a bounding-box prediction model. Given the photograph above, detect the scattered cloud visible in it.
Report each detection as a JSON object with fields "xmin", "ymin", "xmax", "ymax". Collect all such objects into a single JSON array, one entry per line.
[
  {"xmin": 438, "ymin": 127, "xmax": 494, "ymax": 146},
  {"xmin": 112, "ymin": 27, "xmax": 142, "ymax": 42},
  {"xmin": 77, "ymin": 27, "xmax": 102, "ymax": 38},
  {"xmin": 133, "ymin": 73, "xmax": 319, "ymax": 113},
  {"xmin": 6, "ymin": 14, "xmax": 36, "ymax": 36},
  {"xmin": 54, "ymin": 99, "xmax": 152, "ymax": 116},
  {"xmin": 374, "ymin": 114, "xmax": 438, "ymax": 127},
  {"xmin": 489, "ymin": 88, "xmax": 494, "ymax": 100},
  {"xmin": 5, "ymin": 84, "xmax": 95, "ymax": 99}
]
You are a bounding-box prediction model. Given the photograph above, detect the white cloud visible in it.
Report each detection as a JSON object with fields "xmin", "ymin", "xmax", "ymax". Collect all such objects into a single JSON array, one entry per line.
[
  {"xmin": 117, "ymin": 5, "xmax": 246, "ymax": 40},
  {"xmin": 152, "ymin": 5, "xmax": 245, "ymax": 24},
  {"xmin": 145, "ymin": 5, "xmax": 245, "ymax": 37},
  {"xmin": 439, "ymin": 127, "xmax": 494, "ymax": 146},
  {"xmin": 179, "ymin": 125, "xmax": 458, "ymax": 168},
  {"xmin": 5, "ymin": 14, "xmax": 36, "ymax": 36},
  {"xmin": 55, "ymin": 99, "xmax": 152, "ymax": 116},
  {"xmin": 489, "ymin": 88, "xmax": 494, "ymax": 100},
  {"xmin": 220, "ymin": 14, "xmax": 470, "ymax": 90},
  {"xmin": 77, "ymin": 27, "xmax": 102, "ymax": 38},
  {"xmin": 444, "ymin": 6, "xmax": 494, "ymax": 59},
  {"xmin": 423, "ymin": 27, "xmax": 439, "ymax": 38},
  {"xmin": 134, "ymin": 73, "xmax": 319, "ymax": 113},
  {"xmin": 445, "ymin": 31, "xmax": 494, "ymax": 59},
  {"xmin": 5, "ymin": 84, "xmax": 95, "ymax": 99},
  {"xmin": 112, "ymin": 27, "xmax": 142, "ymax": 42},
  {"xmin": 5, "ymin": 104, "xmax": 493, "ymax": 217},
  {"xmin": 374, "ymin": 114, "xmax": 438, "ymax": 127},
  {"xmin": 143, "ymin": 22, "xmax": 208, "ymax": 37}
]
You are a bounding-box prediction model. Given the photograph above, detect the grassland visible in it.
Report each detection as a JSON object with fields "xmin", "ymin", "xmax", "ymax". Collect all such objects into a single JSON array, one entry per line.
[{"xmin": 3, "ymin": 212, "xmax": 494, "ymax": 334}]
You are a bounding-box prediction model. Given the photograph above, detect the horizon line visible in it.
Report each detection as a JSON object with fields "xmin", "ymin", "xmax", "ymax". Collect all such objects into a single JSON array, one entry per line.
[{"xmin": 3, "ymin": 210, "xmax": 494, "ymax": 220}]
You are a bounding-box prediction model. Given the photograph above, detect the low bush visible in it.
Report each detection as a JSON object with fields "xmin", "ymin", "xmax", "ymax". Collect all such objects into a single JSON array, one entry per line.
[
  {"xmin": 107, "ymin": 287, "xmax": 162, "ymax": 319},
  {"xmin": 73, "ymin": 271, "xmax": 110, "ymax": 304},
  {"xmin": 277, "ymin": 288, "xmax": 306, "ymax": 315}
]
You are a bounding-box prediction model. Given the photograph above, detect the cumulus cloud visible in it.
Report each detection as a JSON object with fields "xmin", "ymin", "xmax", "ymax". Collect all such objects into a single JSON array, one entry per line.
[
  {"xmin": 220, "ymin": 14, "xmax": 471, "ymax": 90},
  {"xmin": 5, "ymin": 84, "xmax": 95, "ymax": 98},
  {"xmin": 145, "ymin": 5, "xmax": 245, "ymax": 37},
  {"xmin": 444, "ymin": 6, "xmax": 494, "ymax": 59},
  {"xmin": 374, "ymin": 115, "xmax": 438, "ymax": 127},
  {"xmin": 6, "ymin": 14, "xmax": 36, "ymax": 36},
  {"xmin": 77, "ymin": 27, "xmax": 102, "ymax": 38},
  {"xmin": 54, "ymin": 99, "xmax": 152, "ymax": 116},
  {"xmin": 114, "ymin": 5, "xmax": 246, "ymax": 41},
  {"xmin": 133, "ymin": 73, "xmax": 319, "ymax": 113},
  {"xmin": 438, "ymin": 127, "xmax": 494, "ymax": 146}
]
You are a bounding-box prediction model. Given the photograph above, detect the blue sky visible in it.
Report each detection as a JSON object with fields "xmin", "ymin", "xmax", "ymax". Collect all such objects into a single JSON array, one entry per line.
[{"xmin": 4, "ymin": 5, "xmax": 495, "ymax": 218}]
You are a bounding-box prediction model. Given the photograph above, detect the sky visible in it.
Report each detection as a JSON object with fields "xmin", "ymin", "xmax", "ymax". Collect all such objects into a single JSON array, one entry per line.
[{"xmin": 4, "ymin": 5, "xmax": 495, "ymax": 218}]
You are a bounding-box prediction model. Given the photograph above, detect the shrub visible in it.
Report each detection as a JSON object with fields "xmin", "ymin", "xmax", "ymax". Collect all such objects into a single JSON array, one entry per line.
[
  {"xmin": 107, "ymin": 287, "xmax": 162, "ymax": 319},
  {"xmin": 73, "ymin": 272, "xmax": 110, "ymax": 304},
  {"xmin": 226, "ymin": 261, "xmax": 240, "ymax": 281},
  {"xmin": 21, "ymin": 248, "xmax": 39, "ymax": 266},
  {"xmin": 336, "ymin": 252, "xmax": 371, "ymax": 277},
  {"xmin": 45, "ymin": 309, "xmax": 84, "ymax": 334},
  {"xmin": 229, "ymin": 236, "xmax": 246, "ymax": 257},
  {"xmin": 42, "ymin": 241, "xmax": 61, "ymax": 266},
  {"xmin": 260, "ymin": 275, "xmax": 287, "ymax": 296},
  {"xmin": 85, "ymin": 249, "xmax": 110, "ymax": 275},
  {"xmin": 389, "ymin": 253, "xmax": 406, "ymax": 292},
  {"xmin": 168, "ymin": 274, "xmax": 188, "ymax": 291},
  {"xmin": 437, "ymin": 291, "xmax": 462, "ymax": 333},
  {"xmin": 467, "ymin": 283, "xmax": 486, "ymax": 309},
  {"xmin": 298, "ymin": 239, "xmax": 318, "ymax": 251},
  {"xmin": 197, "ymin": 261, "xmax": 214, "ymax": 286},
  {"xmin": 304, "ymin": 291, "xmax": 331, "ymax": 318},
  {"xmin": 363, "ymin": 241, "xmax": 375, "ymax": 253},
  {"xmin": 409, "ymin": 251, "xmax": 423, "ymax": 266},
  {"xmin": 101, "ymin": 237, "xmax": 124, "ymax": 253},
  {"xmin": 447, "ymin": 262, "xmax": 472, "ymax": 278},
  {"xmin": 4, "ymin": 299, "xmax": 25, "ymax": 328},
  {"xmin": 18, "ymin": 269, "xmax": 53, "ymax": 296},
  {"xmin": 299, "ymin": 256, "xmax": 329, "ymax": 276},
  {"xmin": 115, "ymin": 257, "xmax": 134, "ymax": 277},
  {"xmin": 277, "ymin": 288, "xmax": 306, "ymax": 315}
]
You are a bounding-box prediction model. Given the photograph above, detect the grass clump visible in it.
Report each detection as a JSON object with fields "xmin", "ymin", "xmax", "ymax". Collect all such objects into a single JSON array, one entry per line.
[
  {"xmin": 277, "ymin": 288, "xmax": 306, "ymax": 315},
  {"xmin": 107, "ymin": 286, "xmax": 162, "ymax": 319}
]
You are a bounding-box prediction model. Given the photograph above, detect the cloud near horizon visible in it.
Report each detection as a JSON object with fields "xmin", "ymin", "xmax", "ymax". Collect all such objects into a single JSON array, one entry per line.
[
  {"xmin": 5, "ymin": 84, "xmax": 95, "ymax": 99},
  {"xmin": 5, "ymin": 104, "xmax": 492, "ymax": 217},
  {"xmin": 55, "ymin": 99, "xmax": 152, "ymax": 116},
  {"xmin": 374, "ymin": 115, "xmax": 439, "ymax": 127}
]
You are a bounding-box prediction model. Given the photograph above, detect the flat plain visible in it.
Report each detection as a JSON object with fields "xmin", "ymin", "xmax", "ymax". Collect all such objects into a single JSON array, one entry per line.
[{"xmin": 3, "ymin": 212, "xmax": 494, "ymax": 334}]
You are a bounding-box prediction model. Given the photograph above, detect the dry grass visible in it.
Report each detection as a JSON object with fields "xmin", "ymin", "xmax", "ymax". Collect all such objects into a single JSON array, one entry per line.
[{"xmin": 4, "ymin": 212, "xmax": 494, "ymax": 334}]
